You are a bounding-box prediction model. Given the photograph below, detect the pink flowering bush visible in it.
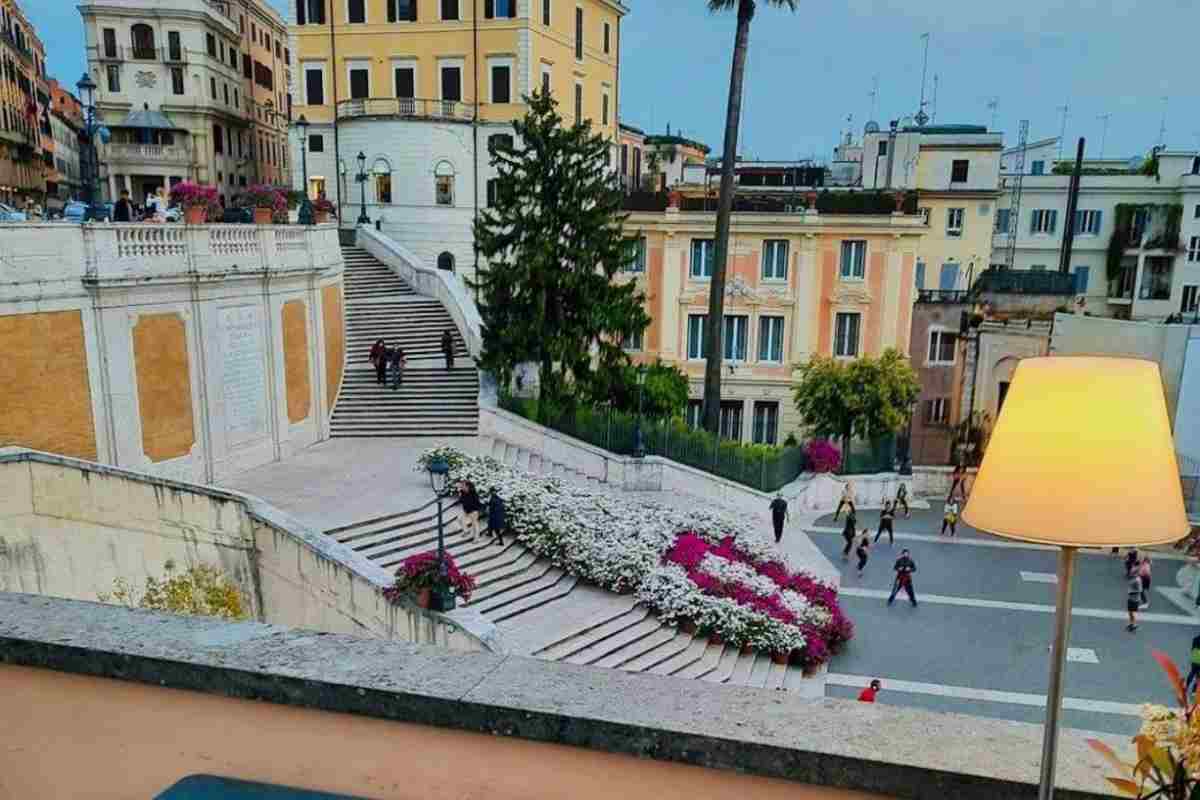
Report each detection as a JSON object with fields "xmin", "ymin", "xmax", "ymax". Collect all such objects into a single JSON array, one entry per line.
[
  {"xmin": 383, "ymin": 550, "xmax": 476, "ymax": 603},
  {"xmin": 804, "ymin": 438, "xmax": 842, "ymax": 474},
  {"xmin": 235, "ymin": 184, "xmax": 287, "ymax": 213},
  {"xmin": 169, "ymin": 181, "xmax": 220, "ymax": 216}
]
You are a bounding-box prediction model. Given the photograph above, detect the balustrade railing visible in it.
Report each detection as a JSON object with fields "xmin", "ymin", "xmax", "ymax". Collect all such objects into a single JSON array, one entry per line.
[
  {"xmin": 106, "ymin": 143, "xmax": 191, "ymax": 164},
  {"xmin": 336, "ymin": 97, "xmax": 474, "ymax": 122},
  {"xmin": 115, "ymin": 225, "xmax": 187, "ymax": 260}
]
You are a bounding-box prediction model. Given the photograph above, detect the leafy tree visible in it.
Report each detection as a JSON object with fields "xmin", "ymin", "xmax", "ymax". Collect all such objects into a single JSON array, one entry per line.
[
  {"xmin": 701, "ymin": 0, "xmax": 798, "ymax": 434},
  {"xmin": 99, "ymin": 561, "xmax": 247, "ymax": 620},
  {"xmin": 592, "ymin": 359, "xmax": 690, "ymax": 419},
  {"xmin": 471, "ymin": 90, "xmax": 649, "ymax": 409},
  {"xmin": 792, "ymin": 349, "xmax": 920, "ymax": 457}
]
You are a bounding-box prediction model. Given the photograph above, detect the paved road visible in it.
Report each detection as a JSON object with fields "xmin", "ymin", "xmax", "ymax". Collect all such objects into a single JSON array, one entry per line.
[{"xmin": 809, "ymin": 508, "xmax": 1197, "ymax": 736}]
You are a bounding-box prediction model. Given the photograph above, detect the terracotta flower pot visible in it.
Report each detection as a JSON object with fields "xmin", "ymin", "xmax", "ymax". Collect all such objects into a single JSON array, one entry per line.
[
  {"xmin": 707, "ymin": 632, "xmax": 724, "ymax": 646},
  {"xmin": 680, "ymin": 619, "xmax": 697, "ymax": 635},
  {"xmin": 770, "ymin": 651, "xmax": 789, "ymax": 665},
  {"xmin": 253, "ymin": 206, "xmax": 273, "ymax": 224},
  {"xmin": 415, "ymin": 588, "xmax": 432, "ymax": 609},
  {"xmin": 315, "ymin": 210, "xmax": 330, "ymax": 224},
  {"xmin": 184, "ymin": 206, "xmax": 206, "ymax": 224},
  {"xmin": 740, "ymin": 643, "xmax": 754, "ymax": 656}
]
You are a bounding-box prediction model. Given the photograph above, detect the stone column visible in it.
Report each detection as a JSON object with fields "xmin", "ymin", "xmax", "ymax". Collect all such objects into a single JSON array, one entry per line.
[{"xmin": 107, "ymin": 173, "xmax": 117, "ymax": 202}]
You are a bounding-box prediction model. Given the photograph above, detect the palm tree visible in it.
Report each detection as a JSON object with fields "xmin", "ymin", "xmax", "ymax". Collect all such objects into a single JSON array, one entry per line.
[{"xmin": 701, "ymin": 0, "xmax": 797, "ymax": 435}]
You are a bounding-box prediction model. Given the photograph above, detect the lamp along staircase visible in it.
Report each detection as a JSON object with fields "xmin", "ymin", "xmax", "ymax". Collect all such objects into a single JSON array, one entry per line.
[
  {"xmin": 323, "ymin": 437, "xmax": 815, "ymax": 694},
  {"xmin": 332, "ymin": 244, "xmax": 479, "ymax": 438}
]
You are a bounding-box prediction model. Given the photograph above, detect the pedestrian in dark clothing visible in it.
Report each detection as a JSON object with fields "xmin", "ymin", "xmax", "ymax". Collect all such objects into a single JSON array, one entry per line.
[
  {"xmin": 1125, "ymin": 548, "xmax": 1140, "ymax": 579},
  {"xmin": 441, "ymin": 329, "xmax": 455, "ymax": 370},
  {"xmin": 841, "ymin": 511, "xmax": 857, "ymax": 560},
  {"xmin": 458, "ymin": 481, "xmax": 483, "ymax": 540},
  {"xmin": 1139, "ymin": 557, "xmax": 1153, "ymax": 609},
  {"xmin": 887, "ymin": 549, "xmax": 918, "ymax": 606},
  {"xmin": 369, "ymin": 339, "xmax": 387, "ymax": 385},
  {"xmin": 1127, "ymin": 572, "xmax": 1143, "ymax": 632},
  {"xmin": 113, "ymin": 189, "xmax": 133, "ymax": 222},
  {"xmin": 875, "ymin": 501, "xmax": 896, "ymax": 545},
  {"xmin": 389, "ymin": 348, "xmax": 406, "ymax": 391},
  {"xmin": 948, "ymin": 464, "xmax": 966, "ymax": 502},
  {"xmin": 1187, "ymin": 634, "xmax": 1200, "ymax": 694},
  {"xmin": 487, "ymin": 488, "xmax": 506, "ymax": 546},
  {"xmin": 895, "ymin": 483, "xmax": 910, "ymax": 517},
  {"xmin": 856, "ymin": 531, "xmax": 871, "ymax": 577},
  {"xmin": 769, "ymin": 493, "xmax": 789, "ymax": 544}
]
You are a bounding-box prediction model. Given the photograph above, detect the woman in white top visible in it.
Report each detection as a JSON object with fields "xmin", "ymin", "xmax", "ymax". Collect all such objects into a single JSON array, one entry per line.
[{"xmin": 833, "ymin": 481, "xmax": 856, "ymax": 521}]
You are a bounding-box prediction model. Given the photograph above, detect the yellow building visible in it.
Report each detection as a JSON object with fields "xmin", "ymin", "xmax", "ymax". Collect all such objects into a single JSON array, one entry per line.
[
  {"xmin": 290, "ymin": 0, "xmax": 626, "ymax": 277},
  {"xmin": 861, "ymin": 124, "xmax": 1002, "ymax": 293},
  {"xmin": 0, "ymin": 0, "xmax": 52, "ymax": 209}
]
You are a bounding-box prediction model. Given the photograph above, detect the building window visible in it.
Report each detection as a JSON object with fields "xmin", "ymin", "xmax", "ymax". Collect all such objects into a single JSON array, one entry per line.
[
  {"xmin": 601, "ymin": 92, "xmax": 609, "ymax": 126},
  {"xmin": 436, "ymin": 174, "xmax": 454, "ymax": 206},
  {"xmin": 347, "ymin": 0, "xmax": 366, "ymax": 21},
  {"xmin": 1073, "ymin": 209, "xmax": 1102, "ymax": 235},
  {"xmin": 297, "ymin": 0, "xmax": 326, "ymax": 24},
  {"xmin": 951, "ymin": 159, "xmax": 969, "ymax": 183},
  {"xmin": 543, "ymin": 0, "xmax": 551, "ymax": 25},
  {"xmin": 389, "ymin": 0, "xmax": 417, "ymax": 21},
  {"xmin": 304, "ymin": 66, "xmax": 325, "ymax": 105},
  {"xmin": 762, "ymin": 239, "xmax": 788, "ymax": 280},
  {"xmin": 441, "ymin": 65, "xmax": 463, "ymax": 103},
  {"xmin": 243, "ymin": 53, "xmax": 252, "ymax": 79},
  {"xmin": 690, "ymin": 239, "xmax": 714, "ymax": 279},
  {"xmin": 1182, "ymin": 285, "xmax": 1199, "ymax": 314},
  {"xmin": 206, "ymin": 33, "xmax": 216, "ymax": 57},
  {"xmin": 752, "ymin": 402, "xmax": 779, "ymax": 445},
  {"xmin": 486, "ymin": 178, "xmax": 501, "ymax": 207},
  {"xmin": 442, "ymin": 0, "xmax": 459, "ymax": 21},
  {"xmin": 170, "ymin": 67, "xmax": 185, "ymax": 95},
  {"xmin": 603, "ymin": 21, "xmax": 611, "ymax": 54},
  {"xmin": 686, "ymin": 315, "xmax": 708, "ymax": 360},
  {"xmin": 1188, "ymin": 236, "xmax": 1200, "ymax": 263},
  {"xmin": 575, "ymin": 7, "xmax": 584, "ymax": 60},
  {"xmin": 723, "ymin": 315, "xmax": 748, "ymax": 361},
  {"xmin": 939, "ymin": 262, "xmax": 959, "ymax": 291},
  {"xmin": 627, "ymin": 236, "xmax": 646, "ymax": 273},
  {"xmin": 839, "ymin": 240, "xmax": 865, "ymax": 280},
  {"xmin": 166, "ymin": 30, "xmax": 182, "ymax": 61},
  {"xmin": 1031, "ymin": 209, "xmax": 1057, "ymax": 235},
  {"xmin": 719, "ymin": 401, "xmax": 743, "ymax": 441},
  {"xmin": 1031, "ymin": 160, "xmax": 1045, "ymax": 176},
  {"xmin": 375, "ymin": 173, "xmax": 392, "ymax": 204},
  {"xmin": 1073, "ymin": 266, "xmax": 1090, "ymax": 294},
  {"xmin": 574, "ymin": 83, "xmax": 582, "ymax": 122},
  {"xmin": 620, "ymin": 144, "xmax": 628, "ymax": 176},
  {"xmin": 915, "ymin": 259, "xmax": 926, "ymax": 290},
  {"xmin": 106, "ymin": 65, "xmax": 121, "ymax": 93},
  {"xmin": 223, "ymin": 84, "xmax": 230, "ymax": 105},
  {"xmin": 102, "ymin": 28, "xmax": 117, "ymax": 58},
  {"xmin": 946, "ymin": 207, "xmax": 964, "ymax": 237},
  {"xmin": 878, "ymin": 140, "xmax": 888, "ymax": 157},
  {"xmin": 349, "ymin": 66, "xmax": 369, "ymax": 99},
  {"xmin": 1140, "ymin": 256, "xmax": 1173, "ymax": 300},
  {"xmin": 541, "ymin": 64, "xmax": 551, "ymax": 95},
  {"xmin": 925, "ymin": 397, "xmax": 950, "ymax": 425},
  {"xmin": 487, "ymin": 133, "xmax": 514, "ymax": 156},
  {"xmin": 210, "ymin": 77, "xmax": 218, "ymax": 98},
  {"xmin": 233, "ymin": 89, "xmax": 238, "ymax": 107},
  {"xmin": 213, "ymin": 123, "xmax": 224, "ymax": 154},
  {"xmin": 995, "ymin": 208, "xmax": 1012, "ymax": 234},
  {"xmin": 622, "ymin": 328, "xmax": 644, "ymax": 351},
  {"xmin": 394, "ymin": 66, "xmax": 416, "ymax": 106},
  {"xmin": 1194, "ymin": 204, "xmax": 1200, "ymax": 220},
  {"xmin": 485, "ymin": 0, "xmax": 515, "ymax": 18},
  {"xmin": 758, "ymin": 316, "xmax": 784, "ymax": 363},
  {"xmin": 834, "ymin": 312, "xmax": 860, "ymax": 358},
  {"xmin": 491, "ymin": 64, "xmax": 511, "ymax": 104},
  {"xmin": 309, "ymin": 134, "xmax": 324, "ymax": 152},
  {"xmin": 633, "ymin": 148, "xmax": 642, "ymax": 186},
  {"xmin": 927, "ymin": 329, "xmax": 956, "ymax": 365}
]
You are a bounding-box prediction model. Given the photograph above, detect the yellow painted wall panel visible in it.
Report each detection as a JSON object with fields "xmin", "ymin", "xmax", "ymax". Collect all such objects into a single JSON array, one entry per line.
[
  {"xmin": 322, "ymin": 284, "xmax": 345, "ymax": 409},
  {"xmin": 132, "ymin": 313, "xmax": 194, "ymax": 463},
  {"xmin": 0, "ymin": 310, "xmax": 97, "ymax": 460},
  {"xmin": 282, "ymin": 300, "xmax": 312, "ymax": 424}
]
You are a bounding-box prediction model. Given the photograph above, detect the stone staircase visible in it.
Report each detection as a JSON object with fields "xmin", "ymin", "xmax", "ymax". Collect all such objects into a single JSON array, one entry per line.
[
  {"xmin": 331, "ymin": 245, "xmax": 478, "ymax": 438},
  {"xmin": 324, "ymin": 436, "xmax": 813, "ymax": 694}
]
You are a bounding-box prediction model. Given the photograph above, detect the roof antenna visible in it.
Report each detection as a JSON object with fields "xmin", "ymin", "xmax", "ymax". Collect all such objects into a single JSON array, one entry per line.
[{"xmin": 915, "ymin": 33, "xmax": 930, "ymax": 126}]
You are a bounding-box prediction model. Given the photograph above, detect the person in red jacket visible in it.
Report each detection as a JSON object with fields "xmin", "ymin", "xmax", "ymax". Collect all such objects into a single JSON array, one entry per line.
[{"xmin": 858, "ymin": 679, "xmax": 882, "ymax": 702}]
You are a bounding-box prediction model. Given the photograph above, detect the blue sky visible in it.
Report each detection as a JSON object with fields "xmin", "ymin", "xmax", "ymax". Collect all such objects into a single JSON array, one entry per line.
[{"xmin": 29, "ymin": 0, "xmax": 1199, "ymax": 162}]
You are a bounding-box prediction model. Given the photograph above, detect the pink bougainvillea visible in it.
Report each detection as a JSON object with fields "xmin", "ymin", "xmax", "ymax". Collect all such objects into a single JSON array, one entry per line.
[
  {"xmin": 804, "ymin": 439, "xmax": 842, "ymax": 474},
  {"xmin": 383, "ymin": 550, "xmax": 477, "ymax": 603}
]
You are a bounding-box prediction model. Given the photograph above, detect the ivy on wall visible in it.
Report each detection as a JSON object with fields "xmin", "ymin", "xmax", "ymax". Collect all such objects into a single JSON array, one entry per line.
[{"xmin": 1105, "ymin": 203, "xmax": 1184, "ymax": 282}]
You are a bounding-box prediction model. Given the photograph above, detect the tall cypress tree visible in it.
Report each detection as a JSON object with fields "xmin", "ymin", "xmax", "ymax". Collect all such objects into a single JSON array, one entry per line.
[{"xmin": 471, "ymin": 90, "xmax": 649, "ymax": 408}]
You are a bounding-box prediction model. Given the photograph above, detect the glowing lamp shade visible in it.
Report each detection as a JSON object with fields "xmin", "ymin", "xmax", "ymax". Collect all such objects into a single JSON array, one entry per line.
[{"xmin": 962, "ymin": 356, "xmax": 1189, "ymax": 548}]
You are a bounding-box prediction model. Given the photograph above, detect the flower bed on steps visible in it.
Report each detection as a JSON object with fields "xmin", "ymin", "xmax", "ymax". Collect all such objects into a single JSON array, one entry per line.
[{"xmin": 428, "ymin": 448, "xmax": 852, "ymax": 669}]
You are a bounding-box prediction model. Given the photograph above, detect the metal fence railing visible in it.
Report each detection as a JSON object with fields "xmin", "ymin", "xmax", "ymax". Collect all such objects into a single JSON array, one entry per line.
[
  {"xmin": 499, "ymin": 394, "xmax": 807, "ymax": 493},
  {"xmin": 841, "ymin": 435, "xmax": 898, "ymax": 476}
]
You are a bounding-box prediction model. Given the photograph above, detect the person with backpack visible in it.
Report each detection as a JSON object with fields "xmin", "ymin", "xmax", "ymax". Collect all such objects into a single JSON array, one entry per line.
[
  {"xmin": 875, "ymin": 500, "xmax": 896, "ymax": 545},
  {"xmin": 769, "ymin": 493, "xmax": 789, "ymax": 544},
  {"xmin": 887, "ymin": 549, "xmax": 918, "ymax": 607}
]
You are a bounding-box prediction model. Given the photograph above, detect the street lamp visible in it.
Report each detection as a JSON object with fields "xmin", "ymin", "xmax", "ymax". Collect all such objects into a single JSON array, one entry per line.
[
  {"xmin": 294, "ymin": 114, "xmax": 313, "ymax": 225},
  {"xmin": 425, "ymin": 457, "xmax": 456, "ymax": 612},
  {"xmin": 634, "ymin": 364, "xmax": 648, "ymax": 458},
  {"xmin": 75, "ymin": 72, "xmax": 108, "ymax": 222},
  {"xmin": 899, "ymin": 399, "xmax": 916, "ymax": 476},
  {"xmin": 963, "ymin": 357, "xmax": 1188, "ymax": 800},
  {"xmin": 354, "ymin": 150, "xmax": 370, "ymax": 225}
]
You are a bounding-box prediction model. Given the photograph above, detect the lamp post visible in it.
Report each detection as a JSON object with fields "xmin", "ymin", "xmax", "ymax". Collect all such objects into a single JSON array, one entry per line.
[
  {"xmin": 75, "ymin": 72, "xmax": 107, "ymax": 222},
  {"xmin": 354, "ymin": 150, "xmax": 370, "ymax": 225},
  {"xmin": 425, "ymin": 457, "xmax": 456, "ymax": 612},
  {"xmin": 634, "ymin": 364, "xmax": 648, "ymax": 458},
  {"xmin": 962, "ymin": 356, "xmax": 1189, "ymax": 800},
  {"xmin": 294, "ymin": 115, "xmax": 313, "ymax": 225},
  {"xmin": 899, "ymin": 400, "xmax": 916, "ymax": 476}
]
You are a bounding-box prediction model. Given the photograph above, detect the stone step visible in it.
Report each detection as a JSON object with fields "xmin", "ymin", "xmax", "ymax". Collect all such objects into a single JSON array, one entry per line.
[
  {"xmin": 470, "ymin": 550, "xmax": 542, "ymax": 588},
  {"xmin": 472, "ymin": 568, "xmax": 574, "ymax": 616},
  {"xmin": 648, "ymin": 635, "xmax": 713, "ymax": 676},
  {"xmin": 619, "ymin": 629, "xmax": 698, "ymax": 673},
  {"xmin": 700, "ymin": 645, "xmax": 742, "ymax": 685},
  {"xmin": 672, "ymin": 641, "xmax": 728, "ymax": 680},
  {"xmin": 331, "ymin": 428, "xmax": 480, "ymax": 438},
  {"xmin": 485, "ymin": 574, "xmax": 580, "ymax": 624},
  {"xmin": 592, "ymin": 626, "xmax": 679, "ymax": 669},
  {"xmin": 534, "ymin": 607, "xmax": 648, "ymax": 661},
  {"xmin": 560, "ymin": 618, "xmax": 664, "ymax": 666},
  {"xmin": 727, "ymin": 650, "xmax": 760, "ymax": 686},
  {"xmin": 467, "ymin": 559, "xmax": 557, "ymax": 605}
]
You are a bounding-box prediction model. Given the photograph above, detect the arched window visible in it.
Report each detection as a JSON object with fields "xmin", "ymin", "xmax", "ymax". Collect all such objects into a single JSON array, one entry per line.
[
  {"xmin": 434, "ymin": 160, "xmax": 455, "ymax": 206},
  {"xmin": 131, "ymin": 24, "xmax": 156, "ymax": 59},
  {"xmin": 437, "ymin": 252, "xmax": 455, "ymax": 272},
  {"xmin": 372, "ymin": 157, "xmax": 392, "ymax": 204}
]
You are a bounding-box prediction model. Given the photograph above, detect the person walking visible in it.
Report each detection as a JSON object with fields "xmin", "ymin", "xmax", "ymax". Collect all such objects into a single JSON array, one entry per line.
[
  {"xmin": 875, "ymin": 500, "xmax": 896, "ymax": 545},
  {"xmin": 1187, "ymin": 634, "xmax": 1200, "ymax": 694},
  {"xmin": 1139, "ymin": 556, "xmax": 1153, "ymax": 609},
  {"xmin": 887, "ymin": 549, "xmax": 918, "ymax": 607},
  {"xmin": 769, "ymin": 493, "xmax": 789, "ymax": 544},
  {"xmin": 486, "ymin": 488, "xmax": 506, "ymax": 547},
  {"xmin": 895, "ymin": 482, "xmax": 910, "ymax": 518},
  {"xmin": 113, "ymin": 189, "xmax": 133, "ymax": 222},
  {"xmin": 834, "ymin": 481, "xmax": 856, "ymax": 521},
  {"xmin": 948, "ymin": 464, "xmax": 966, "ymax": 502},
  {"xmin": 857, "ymin": 679, "xmax": 882, "ymax": 702},
  {"xmin": 841, "ymin": 508, "xmax": 858, "ymax": 560},
  {"xmin": 1127, "ymin": 569, "xmax": 1143, "ymax": 632},
  {"xmin": 441, "ymin": 329, "xmax": 455, "ymax": 370},
  {"xmin": 855, "ymin": 531, "xmax": 871, "ymax": 577},
  {"xmin": 389, "ymin": 347, "xmax": 407, "ymax": 391},
  {"xmin": 1124, "ymin": 548, "xmax": 1141, "ymax": 579},
  {"xmin": 940, "ymin": 498, "xmax": 959, "ymax": 537},
  {"xmin": 369, "ymin": 339, "xmax": 388, "ymax": 385},
  {"xmin": 458, "ymin": 481, "xmax": 483, "ymax": 541}
]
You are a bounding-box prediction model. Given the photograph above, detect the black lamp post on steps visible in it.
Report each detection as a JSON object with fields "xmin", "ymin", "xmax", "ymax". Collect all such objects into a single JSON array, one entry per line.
[{"xmin": 355, "ymin": 150, "xmax": 370, "ymax": 225}]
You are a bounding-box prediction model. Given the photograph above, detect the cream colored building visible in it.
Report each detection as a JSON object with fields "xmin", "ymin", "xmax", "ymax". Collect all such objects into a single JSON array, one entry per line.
[{"xmin": 289, "ymin": 0, "xmax": 626, "ymax": 279}]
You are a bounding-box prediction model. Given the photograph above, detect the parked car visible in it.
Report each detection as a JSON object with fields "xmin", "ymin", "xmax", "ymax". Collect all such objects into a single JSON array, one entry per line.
[
  {"xmin": 0, "ymin": 202, "xmax": 28, "ymax": 222},
  {"xmin": 62, "ymin": 201, "xmax": 88, "ymax": 223}
]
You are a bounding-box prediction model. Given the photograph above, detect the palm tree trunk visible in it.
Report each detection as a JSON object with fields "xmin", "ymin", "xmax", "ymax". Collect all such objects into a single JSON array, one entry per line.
[{"xmin": 702, "ymin": 0, "xmax": 754, "ymax": 434}]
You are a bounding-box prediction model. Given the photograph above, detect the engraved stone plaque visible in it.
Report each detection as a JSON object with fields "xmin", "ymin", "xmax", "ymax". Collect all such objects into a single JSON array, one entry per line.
[{"xmin": 220, "ymin": 305, "xmax": 267, "ymax": 443}]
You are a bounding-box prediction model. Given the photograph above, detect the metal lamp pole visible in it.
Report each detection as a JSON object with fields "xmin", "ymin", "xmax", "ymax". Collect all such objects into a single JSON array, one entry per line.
[
  {"xmin": 426, "ymin": 458, "xmax": 456, "ymax": 612},
  {"xmin": 634, "ymin": 364, "xmax": 647, "ymax": 458},
  {"xmin": 900, "ymin": 401, "xmax": 915, "ymax": 475},
  {"xmin": 295, "ymin": 115, "xmax": 314, "ymax": 225},
  {"xmin": 75, "ymin": 73, "xmax": 103, "ymax": 222},
  {"xmin": 355, "ymin": 150, "xmax": 370, "ymax": 225}
]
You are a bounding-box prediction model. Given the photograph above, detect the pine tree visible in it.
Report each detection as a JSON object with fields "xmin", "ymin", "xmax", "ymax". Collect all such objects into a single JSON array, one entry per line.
[{"xmin": 471, "ymin": 90, "xmax": 649, "ymax": 408}]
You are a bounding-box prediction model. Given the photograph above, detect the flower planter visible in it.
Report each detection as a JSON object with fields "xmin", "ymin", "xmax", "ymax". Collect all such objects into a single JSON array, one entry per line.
[
  {"xmin": 183, "ymin": 206, "xmax": 207, "ymax": 225},
  {"xmin": 707, "ymin": 632, "xmax": 724, "ymax": 646},
  {"xmin": 415, "ymin": 588, "xmax": 432, "ymax": 609},
  {"xmin": 253, "ymin": 207, "xmax": 273, "ymax": 224},
  {"xmin": 740, "ymin": 643, "xmax": 754, "ymax": 656},
  {"xmin": 679, "ymin": 618, "xmax": 697, "ymax": 635},
  {"xmin": 315, "ymin": 210, "xmax": 330, "ymax": 224},
  {"xmin": 770, "ymin": 651, "xmax": 790, "ymax": 665}
]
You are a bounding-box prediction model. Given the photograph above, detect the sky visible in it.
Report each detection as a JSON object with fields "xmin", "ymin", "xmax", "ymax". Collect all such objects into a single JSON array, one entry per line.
[{"xmin": 26, "ymin": 0, "xmax": 1200, "ymax": 162}]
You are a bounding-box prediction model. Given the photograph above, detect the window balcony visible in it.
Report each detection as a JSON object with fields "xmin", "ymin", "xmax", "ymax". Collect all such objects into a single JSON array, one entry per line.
[
  {"xmin": 336, "ymin": 97, "xmax": 474, "ymax": 123},
  {"xmin": 104, "ymin": 142, "xmax": 192, "ymax": 167}
]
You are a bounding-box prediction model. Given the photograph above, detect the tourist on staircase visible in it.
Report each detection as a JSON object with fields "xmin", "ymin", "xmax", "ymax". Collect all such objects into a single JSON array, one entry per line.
[
  {"xmin": 369, "ymin": 339, "xmax": 388, "ymax": 386},
  {"xmin": 441, "ymin": 329, "xmax": 456, "ymax": 370},
  {"xmin": 388, "ymin": 347, "xmax": 407, "ymax": 391},
  {"xmin": 458, "ymin": 481, "xmax": 483, "ymax": 540},
  {"xmin": 487, "ymin": 488, "xmax": 506, "ymax": 547}
]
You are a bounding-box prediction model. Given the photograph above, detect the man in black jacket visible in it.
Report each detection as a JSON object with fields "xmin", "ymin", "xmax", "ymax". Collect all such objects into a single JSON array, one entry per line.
[
  {"xmin": 887, "ymin": 549, "xmax": 918, "ymax": 607},
  {"xmin": 113, "ymin": 189, "xmax": 133, "ymax": 222}
]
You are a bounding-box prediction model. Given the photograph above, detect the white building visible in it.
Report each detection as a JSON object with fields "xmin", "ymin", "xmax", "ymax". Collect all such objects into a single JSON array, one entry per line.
[
  {"xmin": 994, "ymin": 149, "xmax": 1200, "ymax": 320},
  {"xmin": 78, "ymin": 0, "xmax": 290, "ymax": 205},
  {"xmin": 49, "ymin": 111, "xmax": 82, "ymax": 205}
]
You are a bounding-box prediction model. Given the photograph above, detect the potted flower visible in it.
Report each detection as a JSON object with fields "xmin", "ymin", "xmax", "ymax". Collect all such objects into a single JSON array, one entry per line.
[
  {"xmin": 312, "ymin": 196, "xmax": 336, "ymax": 224},
  {"xmin": 236, "ymin": 184, "xmax": 286, "ymax": 224},
  {"xmin": 382, "ymin": 550, "xmax": 476, "ymax": 609},
  {"xmin": 169, "ymin": 182, "xmax": 220, "ymax": 224}
]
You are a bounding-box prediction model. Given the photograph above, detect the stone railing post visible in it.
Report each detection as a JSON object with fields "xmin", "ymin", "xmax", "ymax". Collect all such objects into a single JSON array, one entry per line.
[
  {"xmin": 82, "ymin": 225, "xmax": 118, "ymax": 280},
  {"xmin": 257, "ymin": 224, "xmax": 275, "ymax": 271},
  {"xmin": 183, "ymin": 225, "xmax": 211, "ymax": 273}
]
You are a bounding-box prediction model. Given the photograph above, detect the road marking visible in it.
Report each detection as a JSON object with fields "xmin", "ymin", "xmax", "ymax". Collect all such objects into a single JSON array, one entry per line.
[
  {"xmin": 1021, "ymin": 571, "xmax": 1058, "ymax": 584},
  {"xmin": 827, "ymin": 673, "xmax": 1140, "ymax": 717},
  {"xmin": 808, "ymin": 526, "xmax": 1194, "ymax": 561},
  {"xmin": 837, "ymin": 586, "xmax": 1199, "ymax": 625},
  {"xmin": 1067, "ymin": 647, "xmax": 1100, "ymax": 664}
]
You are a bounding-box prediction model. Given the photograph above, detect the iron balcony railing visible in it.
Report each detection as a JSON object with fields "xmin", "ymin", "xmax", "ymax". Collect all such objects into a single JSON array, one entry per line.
[
  {"xmin": 336, "ymin": 97, "xmax": 474, "ymax": 122},
  {"xmin": 916, "ymin": 289, "xmax": 969, "ymax": 304},
  {"xmin": 969, "ymin": 268, "xmax": 1077, "ymax": 297}
]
